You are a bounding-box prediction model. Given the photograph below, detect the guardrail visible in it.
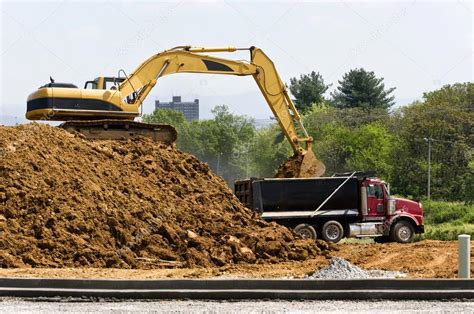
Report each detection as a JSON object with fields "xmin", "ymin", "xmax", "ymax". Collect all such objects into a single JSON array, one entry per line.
[{"xmin": 0, "ymin": 278, "xmax": 472, "ymax": 300}]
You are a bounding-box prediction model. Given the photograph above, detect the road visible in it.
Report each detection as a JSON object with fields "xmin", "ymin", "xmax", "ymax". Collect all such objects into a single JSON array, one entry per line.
[{"xmin": 1, "ymin": 299, "xmax": 473, "ymax": 313}]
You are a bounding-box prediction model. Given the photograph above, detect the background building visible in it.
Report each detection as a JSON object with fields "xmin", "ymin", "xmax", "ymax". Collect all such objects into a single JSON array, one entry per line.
[{"xmin": 155, "ymin": 96, "xmax": 199, "ymax": 121}]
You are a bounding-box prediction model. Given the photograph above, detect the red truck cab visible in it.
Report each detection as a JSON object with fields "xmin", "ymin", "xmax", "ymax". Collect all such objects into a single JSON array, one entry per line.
[{"xmin": 361, "ymin": 178, "xmax": 424, "ymax": 242}]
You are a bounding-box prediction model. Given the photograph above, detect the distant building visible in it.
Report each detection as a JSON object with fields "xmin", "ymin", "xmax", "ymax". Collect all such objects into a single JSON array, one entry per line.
[{"xmin": 155, "ymin": 96, "xmax": 199, "ymax": 121}]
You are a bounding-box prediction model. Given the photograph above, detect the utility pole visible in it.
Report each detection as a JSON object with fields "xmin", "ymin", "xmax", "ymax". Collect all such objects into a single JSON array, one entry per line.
[
  {"xmin": 240, "ymin": 144, "xmax": 250, "ymax": 179},
  {"xmin": 216, "ymin": 152, "xmax": 221, "ymax": 176},
  {"xmin": 245, "ymin": 148, "xmax": 249, "ymax": 178},
  {"xmin": 423, "ymin": 137, "xmax": 456, "ymax": 200},
  {"xmin": 424, "ymin": 137, "xmax": 432, "ymax": 200}
]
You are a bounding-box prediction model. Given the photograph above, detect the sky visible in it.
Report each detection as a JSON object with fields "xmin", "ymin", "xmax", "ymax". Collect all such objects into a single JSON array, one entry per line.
[{"xmin": 0, "ymin": 0, "xmax": 472, "ymax": 125}]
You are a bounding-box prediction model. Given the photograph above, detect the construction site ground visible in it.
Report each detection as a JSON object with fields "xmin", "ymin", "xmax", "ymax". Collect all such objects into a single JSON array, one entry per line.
[
  {"xmin": 1, "ymin": 125, "xmax": 472, "ymax": 281},
  {"xmin": 0, "ymin": 240, "xmax": 470, "ymax": 279}
]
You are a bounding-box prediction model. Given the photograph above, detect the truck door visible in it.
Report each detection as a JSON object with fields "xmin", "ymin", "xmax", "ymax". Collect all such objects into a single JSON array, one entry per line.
[{"xmin": 366, "ymin": 183, "xmax": 385, "ymax": 217}]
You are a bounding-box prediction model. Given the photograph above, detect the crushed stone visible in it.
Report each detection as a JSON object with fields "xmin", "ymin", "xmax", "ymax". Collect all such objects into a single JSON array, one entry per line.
[{"xmin": 308, "ymin": 257, "xmax": 406, "ymax": 279}]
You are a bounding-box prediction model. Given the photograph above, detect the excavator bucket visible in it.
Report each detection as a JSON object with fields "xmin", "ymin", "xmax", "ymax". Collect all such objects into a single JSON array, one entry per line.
[
  {"xmin": 299, "ymin": 149, "xmax": 326, "ymax": 178},
  {"xmin": 275, "ymin": 150, "xmax": 326, "ymax": 178}
]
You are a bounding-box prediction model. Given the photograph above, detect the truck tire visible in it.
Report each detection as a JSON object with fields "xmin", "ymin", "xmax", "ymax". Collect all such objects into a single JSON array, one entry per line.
[
  {"xmin": 390, "ymin": 221, "xmax": 415, "ymax": 243},
  {"xmin": 294, "ymin": 224, "xmax": 317, "ymax": 240},
  {"xmin": 321, "ymin": 220, "xmax": 344, "ymax": 243}
]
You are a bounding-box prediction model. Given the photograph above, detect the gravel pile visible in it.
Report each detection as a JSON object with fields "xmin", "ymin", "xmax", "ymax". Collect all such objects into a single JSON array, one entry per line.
[{"xmin": 309, "ymin": 257, "xmax": 406, "ymax": 279}]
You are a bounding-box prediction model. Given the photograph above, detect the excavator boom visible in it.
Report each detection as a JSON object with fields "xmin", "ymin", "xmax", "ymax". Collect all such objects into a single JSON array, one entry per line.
[{"xmin": 26, "ymin": 46, "xmax": 325, "ymax": 177}]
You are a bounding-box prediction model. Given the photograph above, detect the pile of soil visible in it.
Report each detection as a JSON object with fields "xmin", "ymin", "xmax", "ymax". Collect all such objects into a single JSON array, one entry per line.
[{"xmin": 0, "ymin": 123, "xmax": 329, "ymax": 269}]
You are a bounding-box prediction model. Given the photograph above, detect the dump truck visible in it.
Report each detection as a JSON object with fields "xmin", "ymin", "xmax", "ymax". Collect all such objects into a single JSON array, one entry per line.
[{"xmin": 235, "ymin": 172, "xmax": 424, "ymax": 243}]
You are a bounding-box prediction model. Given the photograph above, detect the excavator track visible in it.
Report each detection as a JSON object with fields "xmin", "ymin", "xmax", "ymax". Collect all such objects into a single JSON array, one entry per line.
[{"xmin": 60, "ymin": 120, "xmax": 177, "ymax": 144}]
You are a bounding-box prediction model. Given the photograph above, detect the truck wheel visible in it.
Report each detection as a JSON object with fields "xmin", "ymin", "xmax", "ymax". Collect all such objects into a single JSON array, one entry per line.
[
  {"xmin": 294, "ymin": 224, "xmax": 317, "ymax": 240},
  {"xmin": 321, "ymin": 220, "xmax": 344, "ymax": 243},
  {"xmin": 390, "ymin": 221, "xmax": 415, "ymax": 243}
]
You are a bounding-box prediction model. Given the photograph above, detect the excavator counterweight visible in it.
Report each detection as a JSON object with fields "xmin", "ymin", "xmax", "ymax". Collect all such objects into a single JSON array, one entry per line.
[{"xmin": 26, "ymin": 46, "xmax": 325, "ymax": 177}]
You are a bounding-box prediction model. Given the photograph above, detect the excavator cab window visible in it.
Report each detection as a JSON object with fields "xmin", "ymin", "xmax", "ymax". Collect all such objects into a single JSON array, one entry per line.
[
  {"xmin": 84, "ymin": 80, "xmax": 98, "ymax": 89},
  {"xmin": 104, "ymin": 79, "xmax": 116, "ymax": 90},
  {"xmin": 104, "ymin": 77, "xmax": 125, "ymax": 90}
]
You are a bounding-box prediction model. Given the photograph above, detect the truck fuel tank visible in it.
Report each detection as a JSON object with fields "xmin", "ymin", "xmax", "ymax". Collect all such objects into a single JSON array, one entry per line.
[{"xmin": 348, "ymin": 222, "xmax": 385, "ymax": 237}]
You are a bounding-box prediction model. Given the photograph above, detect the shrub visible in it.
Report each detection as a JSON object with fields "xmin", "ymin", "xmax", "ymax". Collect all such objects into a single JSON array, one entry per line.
[
  {"xmin": 422, "ymin": 200, "xmax": 473, "ymax": 224},
  {"xmin": 417, "ymin": 224, "xmax": 474, "ymax": 241}
]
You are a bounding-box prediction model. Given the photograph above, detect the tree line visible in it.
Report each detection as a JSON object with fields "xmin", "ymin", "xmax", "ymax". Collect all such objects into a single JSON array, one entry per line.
[{"xmin": 143, "ymin": 69, "xmax": 473, "ymax": 203}]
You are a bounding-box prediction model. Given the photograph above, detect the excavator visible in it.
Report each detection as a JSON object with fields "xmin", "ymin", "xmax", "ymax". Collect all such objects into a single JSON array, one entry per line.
[{"xmin": 26, "ymin": 46, "xmax": 325, "ymax": 177}]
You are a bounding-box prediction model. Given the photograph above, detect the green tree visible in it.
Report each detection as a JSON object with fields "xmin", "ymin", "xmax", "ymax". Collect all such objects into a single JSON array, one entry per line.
[
  {"xmin": 142, "ymin": 108, "xmax": 187, "ymax": 129},
  {"xmin": 308, "ymin": 121, "xmax": 395, "ymax": 179},
  {"xmin": 331, "ymin": 68, "xmax": 395, "ymax": 111},
  {"xmin": 142, "ymin": 108, "xmax": 190, "ymax": 148},
  {"xmin": 142, "ymin": 105, "xmax": 256, "ymax": 185},
  {"xmin": 249, "ymin": 125, "xmax": 292, "ymax": 177},
  {"xmin": 302, "ymin": 103, "xmax": 392, "ymax": 175},
  {"xmin": 303, "ymin": 103, "xmax": 390, "ymax": 139},
  {"xmin": 288, "ymin": 71, "xmax": 329, "ymax": 113},
  {"xmin": 345, "ymin": 123, "xmax": 396, "ymax": 180},
  {"xmin": 185, "ymin": 106, "xmax": 256, "ymax": 184},
  {"xmin": 389, "ymin": 83, "xmax": 473, "ymax": 200}
]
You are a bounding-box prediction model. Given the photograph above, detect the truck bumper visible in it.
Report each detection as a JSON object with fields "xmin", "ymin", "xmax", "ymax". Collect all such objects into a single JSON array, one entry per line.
[{"xmin": 415, "ymin": 225, "xmax": 424, "ymax": 234}]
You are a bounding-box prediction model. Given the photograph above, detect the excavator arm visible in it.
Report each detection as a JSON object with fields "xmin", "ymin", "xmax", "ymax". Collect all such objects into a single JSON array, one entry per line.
[{"xmin": 116, "ymin": 46, "xmax": 324, "ymax": 176}]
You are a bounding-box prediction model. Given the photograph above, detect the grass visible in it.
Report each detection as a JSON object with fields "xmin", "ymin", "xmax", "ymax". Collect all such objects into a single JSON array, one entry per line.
[
  {"xmin": 422, "ymin": 200, "xmax": 474, "ymax": 224},
  {"xmin": 417, "ymin": 200, "xmax": 474, "ymax": 240},
  {"xmin": 416, "ymin": 223, "xmax": 474, "ymax": 241}
]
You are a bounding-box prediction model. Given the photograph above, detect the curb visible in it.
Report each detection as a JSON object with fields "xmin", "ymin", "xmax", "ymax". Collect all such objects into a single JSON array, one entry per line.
[{"xmin": 0, "ymin": 278, "xmax": 472, "ymax": 300}]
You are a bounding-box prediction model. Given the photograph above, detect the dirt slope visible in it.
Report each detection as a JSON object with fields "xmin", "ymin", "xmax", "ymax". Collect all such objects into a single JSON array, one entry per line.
[{"xmin": 0, "ymin": 123, "xmax": 328, "ymax": 269}]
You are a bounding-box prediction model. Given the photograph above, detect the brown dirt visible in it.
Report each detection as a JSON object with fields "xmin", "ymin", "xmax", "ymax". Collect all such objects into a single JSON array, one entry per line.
[
  {"xmin": 274, "ymin": 152, "xmax": 325, "ymax": 178},
  {"xmin": 0, "ymin": 123, "xmax": 331, "ymax": 269},
  {"xmin": 0, "ymin": 241, "xmax": 469, "ymax": 279},
  {"xmin": 335, "ymin": 240, "xmax": 474, "ymax": 278},
  {"xmin": 274, "ymin": 154, "xmax": 303, "ymax": 178}
]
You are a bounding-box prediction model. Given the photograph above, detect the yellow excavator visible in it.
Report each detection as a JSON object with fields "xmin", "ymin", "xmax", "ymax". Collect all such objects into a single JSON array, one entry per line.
[{"xmin": 26, "ymin": 46, "xmax": 325, "ymax": 177}]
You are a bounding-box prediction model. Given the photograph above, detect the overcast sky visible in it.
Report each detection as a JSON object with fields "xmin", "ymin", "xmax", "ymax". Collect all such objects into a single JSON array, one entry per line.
[{"xmin": 1, "ymin": 0, "xmax": 472, "ymax": 124}]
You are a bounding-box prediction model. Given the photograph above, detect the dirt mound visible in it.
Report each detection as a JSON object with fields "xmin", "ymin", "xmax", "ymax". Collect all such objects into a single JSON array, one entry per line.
[{"xmin": 0, "ymin": 123, "xmax": 328, "ymax": 269}]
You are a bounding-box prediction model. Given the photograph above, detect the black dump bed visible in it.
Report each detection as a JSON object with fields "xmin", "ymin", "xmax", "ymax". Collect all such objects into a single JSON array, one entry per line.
[{"xmin": 235, "ymin": 177, "xmax": 360, "ymax": 214}]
